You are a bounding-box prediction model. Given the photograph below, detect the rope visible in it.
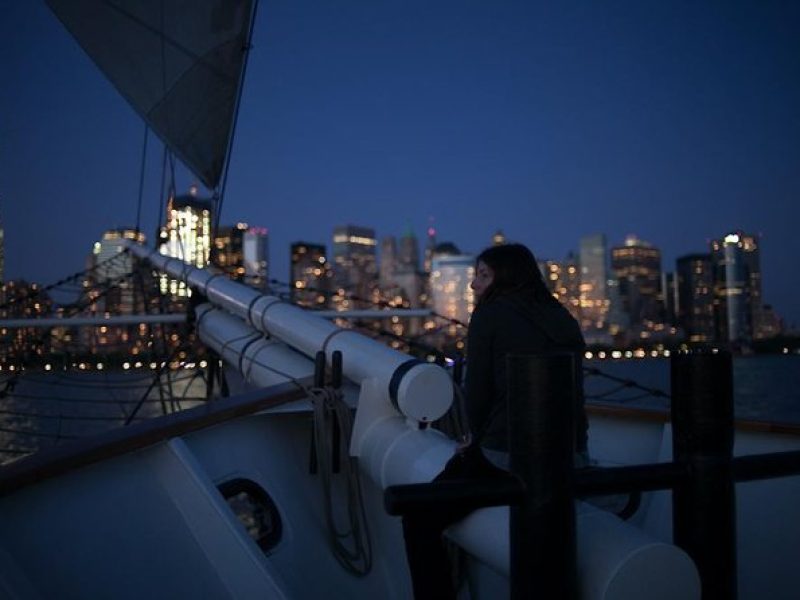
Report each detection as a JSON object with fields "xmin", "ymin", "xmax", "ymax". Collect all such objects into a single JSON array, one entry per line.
[{"xmin": 308, "ymin": 385, "xmax": 372, "ymax": 576}]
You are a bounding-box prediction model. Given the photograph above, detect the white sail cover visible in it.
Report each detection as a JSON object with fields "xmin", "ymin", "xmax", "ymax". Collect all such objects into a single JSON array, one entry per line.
[{"xmin": 47, "ymin": 0, "xmax": 254, "ymax": 190}]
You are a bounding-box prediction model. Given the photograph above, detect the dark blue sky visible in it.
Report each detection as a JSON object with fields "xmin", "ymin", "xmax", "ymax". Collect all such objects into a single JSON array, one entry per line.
[{"xmin": 2, "ymin": 1, "xmax": 799, "ymax": 326}]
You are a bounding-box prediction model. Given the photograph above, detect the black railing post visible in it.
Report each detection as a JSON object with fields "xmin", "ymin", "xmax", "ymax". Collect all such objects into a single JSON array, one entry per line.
[
  {"xmin": 671, "ymin": 350, "xmax": 737, "ymax": 600},
  {"xmin": 507, "ymin": 353, "xmax": 577, "ymax": 600}
]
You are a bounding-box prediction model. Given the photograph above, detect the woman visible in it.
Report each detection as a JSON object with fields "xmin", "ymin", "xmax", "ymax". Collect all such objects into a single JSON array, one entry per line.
[
  {"xmin": 402, "ymin": 243, "xmax": 587, "ymax": 600},
  {"xmin": 465, "ymin": 243, "xmax": 588, "ymax": 466}
]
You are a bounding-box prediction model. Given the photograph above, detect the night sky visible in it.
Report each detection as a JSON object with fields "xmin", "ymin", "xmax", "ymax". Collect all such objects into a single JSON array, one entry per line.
[{"xmin": 2, "ymin": 1, "xmax": 799, "ymax": 326}]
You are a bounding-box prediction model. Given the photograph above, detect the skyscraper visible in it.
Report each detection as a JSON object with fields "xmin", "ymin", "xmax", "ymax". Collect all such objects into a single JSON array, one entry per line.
[
  {"xmin": 158, "ymin": 190, "xmax": 213, "ymax": 297},
  {"xmin": 423, "ymin": 223, "xmax": 437, "ymax": 275},
  {"xmin": 542, "ymin": 254, "xmax": 580, "ymax": 322},
  {"xmin": 610, "ymin": 235, "xmax": 663, "ymax": 329},
  {"xmin": 397, "ymin": 229, "xmax": 420, "ymax": 273},
  {"xmin": 378, "ymin": 232, "xmax": 426, "ymax": 337},
  {"xmin": 243, "ymin": 227, "xmax": 269, "ymax": 291},
  {"xmin": 0, "ymin": 281, "xmax": 53, "ymax": 362},
  {"xmin": 214, "ymin": 223, "xmax": 248, "ymax": 279},
  {"xmin": 430, "ymin": 244, "xmax": 475, "ymax": 336},
  {"xmin": 710, "ymin": 231, "xmax": 761, "ymax": 344},
  {"xmin": 0, "ymin": 215, "xmax": 4, "ymax": 283},
  {"xmin": 379, "ymin": 236, "xmax": 397, "ymax": 288},
  {"xmin": 290, "ymin": 242, "xmax": 330, "ymax": 308},
  {"xmin": 661, "ymin": 272, "xmax": 678, "ymax": 326},
  {"xmin": 676, "ymin": 253, "xmax": 715, "ymax": 343},
  {"xmin": 214, "ymin": 223, "xmax": 269, "ymax": 291},
  {"xmin": 91, "ymin": 228, "xmax": 146, "ymax": 314},
  {"xmin": 331, "ymin": 225, "xmax": 378, "ymax": 308},
  {"xmin": 84, "ymin": 228, "xmax": 148, "ymax": 353},
  {"xmin": 579, "ymin": 234, "xmax": 608, "ymax": 332}
]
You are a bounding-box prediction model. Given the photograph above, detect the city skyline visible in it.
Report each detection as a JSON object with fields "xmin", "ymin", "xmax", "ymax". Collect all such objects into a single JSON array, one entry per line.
[{"xmin": 2, "ymin": 2, "xmax": 799, "ymax": 325}]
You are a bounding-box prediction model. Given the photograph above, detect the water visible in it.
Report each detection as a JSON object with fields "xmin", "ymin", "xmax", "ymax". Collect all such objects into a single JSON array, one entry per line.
[
  {"xmin": 1, "ymin": 355, "xmax": 798, "ymax": 463},
  {"xmin": 0, "ymin": 369, "xmax": 208, "ymax": 462},
  {"xmin": 584, "ymin": 354, "xmax": 800, "ymax": 425}
]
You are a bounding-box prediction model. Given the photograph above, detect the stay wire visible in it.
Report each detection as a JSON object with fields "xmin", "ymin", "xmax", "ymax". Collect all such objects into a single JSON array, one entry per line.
[
  {"xmin": 135, "ymin": 123, "xmax": 148, "ymax": 233},
  {"xmin": 213, "ymin": 0, "xmax": 260, "ymax": 235}
]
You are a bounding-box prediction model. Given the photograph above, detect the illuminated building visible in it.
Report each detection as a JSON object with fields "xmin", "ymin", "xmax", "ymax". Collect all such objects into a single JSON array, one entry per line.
[
  {"xmin": 423, "ymin": 222, "xmax": 437, "ymax": 275},
  {"xmin": 379, "ymin": 236, "xmax": 397, "ymax": 288},
  {"xmin": 676, "ymin": 253, "xmax": 715, "ymax": 343},
  {"xmin": 579, "ymin": 234, "xmax": 609, "ymax": 332},
  {"xmin": 398, "ymin": 229, "xmax": 420, "ymax": 273},
  {"xmin": 610, "ymin": 235, "xmax": 663, "ymax": 329},
  {"xmin": 84, "ymin": 228, "xmax": 148, "ymax": 353},
  {"xmin": 214, "ymin": 224, "xmax": 269, "ymax": 291},
  {"xmin": 157, "ymin": 190, "xmax": 213, "ymax": 297},
  {"xmin": 290, "ymin": 242, "xmax": 331, "ymax": 308},
  {"xmin": 542, "ymin": 253, "xmax": 581, "ymax": 322},
  {"xmin": 492, "ymin": 230, "xmax": 506, "ymax": 246},
  {"xmin": 0, "ymin": 215, "xmax": 4, "ymax": 283},
  {"xmin": 605, "ymin": 278, "xmax": 630, "ymax": 338},
  {"xmin": 430, "ymin": 244, "xmax": 475, "ymax": 334},
  {"xmin": 759, "ymin": 304, "xmax": 783, "ymax": 339},
  {"xmin": 90, "ymin": 228, "xmax": 146, "ymax": 312},
  {"xmin": 0, "ymin": 280, "xmax": 53, "ymax": 361},
  {"xmin": 710, "ymin": 231, "xmax": 763, "ymax": 344},
  {"xmin": 243, "ymin": 227, "xmax": 269, "ymax": 291},
  {"xmin": 661, "ymin": 272, "xmax": 678, "ymax": 325},
  {"xmin": 331, "ymin": 225, "xmax": 378, "ymax": 309},
  {"xmin": 214, "ymin": 224, "xmax": 247, "ymax": 278},
  {"xmin": 421, "ymin": 224, "xmax": 437, "ymax": 332}
]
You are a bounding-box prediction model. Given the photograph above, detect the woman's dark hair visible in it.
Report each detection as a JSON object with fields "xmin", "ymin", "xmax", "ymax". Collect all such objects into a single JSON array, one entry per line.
[{"xmin": 476, "ymin": 243, "xmax": 555, "ymax": 305}]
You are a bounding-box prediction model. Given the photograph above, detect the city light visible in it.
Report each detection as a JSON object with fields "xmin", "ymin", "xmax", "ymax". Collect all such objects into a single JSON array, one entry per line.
[{"xmin": 724, "ymin": 233, "xmax": 740, "ymax": 244}]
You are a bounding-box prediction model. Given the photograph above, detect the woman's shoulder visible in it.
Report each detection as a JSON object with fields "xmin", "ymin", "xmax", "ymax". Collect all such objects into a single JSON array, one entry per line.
[
  {"xmin": 490, "ymin": 294, "xmax": 584, "ymax": 347},
  {"xmin": 472, "ymin": 298, "xmax": 510, "ymax": 322}
]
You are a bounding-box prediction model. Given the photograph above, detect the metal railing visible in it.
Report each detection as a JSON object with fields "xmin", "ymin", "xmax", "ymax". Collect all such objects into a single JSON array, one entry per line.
[{"xmin": 385, "ymin": 350, "xmax": 800, "ymax": 599}]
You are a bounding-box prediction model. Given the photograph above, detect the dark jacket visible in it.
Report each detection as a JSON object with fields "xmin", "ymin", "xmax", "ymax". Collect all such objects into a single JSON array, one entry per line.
[{"xmin": 464, "ymin": 290, "xmax": 587, "ymax": 453}]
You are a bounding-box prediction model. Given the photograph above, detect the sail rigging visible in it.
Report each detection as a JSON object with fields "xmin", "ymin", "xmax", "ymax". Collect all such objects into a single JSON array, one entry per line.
[{"xmin": 46, "ymin": 0, "xmax": 255, "ymax": 191}]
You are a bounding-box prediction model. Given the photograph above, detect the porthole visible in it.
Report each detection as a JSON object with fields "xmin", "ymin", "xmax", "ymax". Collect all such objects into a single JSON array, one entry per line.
[{"xmin": 218, "ymin": 478, "xmax": 282, "ymax": 554}]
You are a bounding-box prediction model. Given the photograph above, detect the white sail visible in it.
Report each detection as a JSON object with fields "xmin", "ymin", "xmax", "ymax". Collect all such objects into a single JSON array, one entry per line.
[{"xmin": 46, "ymin": 0, "xmax": 255, "ymax": 190}]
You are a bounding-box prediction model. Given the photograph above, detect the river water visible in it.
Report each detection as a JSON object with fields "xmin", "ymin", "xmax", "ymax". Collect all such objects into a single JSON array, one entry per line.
[
  {"xmin": 584, "ymin": 354, "xmax": 800, "ymax": 424},
  {"xmin": 1, "ymin": 355, "xmax": 798, "ymax": 463},
  {"xmin": 0, "ymin": 368, "xmax": 208, "ymax": 462}
]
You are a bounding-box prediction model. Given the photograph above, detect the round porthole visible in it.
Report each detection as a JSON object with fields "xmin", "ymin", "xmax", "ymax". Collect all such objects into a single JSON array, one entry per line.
[{"xmin": 218, "ymin": 478, "xmax": 282, "ymax": 554}]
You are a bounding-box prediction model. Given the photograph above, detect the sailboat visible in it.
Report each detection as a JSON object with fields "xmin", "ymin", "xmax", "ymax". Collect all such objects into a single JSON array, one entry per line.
[{"xmin": 1, "ymin": 2, "xmax": 799, "ymax": 598}]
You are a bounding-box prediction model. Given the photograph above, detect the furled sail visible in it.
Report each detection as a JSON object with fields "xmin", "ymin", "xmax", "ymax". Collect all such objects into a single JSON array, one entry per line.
[{"xmin": 46, "ymin": 0, "xmax": 254, "ymax": 191}]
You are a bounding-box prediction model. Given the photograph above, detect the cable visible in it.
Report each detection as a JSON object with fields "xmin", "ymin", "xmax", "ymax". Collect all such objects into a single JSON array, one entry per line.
[
  {"xmin": 4, "ymin": 391, "xmax": 209, "ymax": 406},
  {"xmin": 0, "ymin": 250, "xmax": 131, "ymax": 310},
  {"xmin": 583, "ymin": 367, "xmax": 670, "ymax": 401},
  {"xmin": 135, "ymin": 123, "xmax": 148, "ymax": 233},
  {"xmin": 0, "ymin": 408, "xmax": 146, "ymax": 423},
  {"xmin": 0, "ymin": 425, "xmax": 78, "ymax": 441},
  {"xmin": 268, "ymin": 276, "xmax": 469, "ymax": 331},
  {"xmin": 308, "ymin": 385, "xmax": 372, "ymax": 576}
]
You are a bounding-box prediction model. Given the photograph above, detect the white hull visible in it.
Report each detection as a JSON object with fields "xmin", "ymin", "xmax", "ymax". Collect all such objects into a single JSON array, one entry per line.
[{"xmin": 1, "ymin": 397, "xmax": 797, "ymax": 599}]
